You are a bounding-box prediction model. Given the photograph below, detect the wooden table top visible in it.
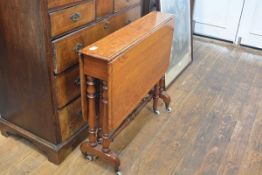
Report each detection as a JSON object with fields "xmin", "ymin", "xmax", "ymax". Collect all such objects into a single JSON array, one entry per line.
[{"xmin": 80, "ymin": 11, "xmax": 174, "ymax": 62}]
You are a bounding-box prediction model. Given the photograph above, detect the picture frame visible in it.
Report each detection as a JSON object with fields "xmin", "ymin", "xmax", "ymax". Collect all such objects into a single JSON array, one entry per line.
[{"xmin": 146, "ymin": 0, "xmax": 194, "ymax": 86}]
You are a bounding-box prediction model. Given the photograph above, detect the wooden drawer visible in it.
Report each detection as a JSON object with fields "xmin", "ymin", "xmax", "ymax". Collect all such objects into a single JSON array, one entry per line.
[
  {"xmin": 57, "ymin": 97, "xmax": 86, "ymax": 141},
  {"xmin": 109, "ymin": 5, "xmax": 142, "ymax": 32},
  {"xmin": 48, "ymin": 0, "xmax": 82, "ymax": 9},
  {"xmin": 96, "ymin": 0, "xmax": 113, "ymax": 18},
  {"xmin": 114, "ymin": 0, "xmax": 141, "ymax": 12},
  {"xmin": 53, "ymin": 21, "xmax": 109, "ymax": 74},
  {"xmin": 53, "ymin": 5, "xmax": 142, "ymax": 74},
  {"xmin": 54, "ymin": 66, "xmax": 80, "ymax": 108},
  {"xmin": 50, "ymin": 1, "xmax": 95, "ymax": 37}
]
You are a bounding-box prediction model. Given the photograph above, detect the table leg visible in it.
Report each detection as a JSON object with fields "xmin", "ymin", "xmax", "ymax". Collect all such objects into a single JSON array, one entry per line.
[
  {"xmin": 153, "ymin": 82, "xmax": 160, "ymax": 115},
  {"xmin": 159, "ymin": 76, "xmax": 172, "ymax": 112},
  {"xmin": 101, "ymin": 81, "xmax": 110, "ymax": 153},
  {"xmin": 100, "ymin": 81, "xmax": 121, "ymax": 172},
  {"xmin": 80, "ymin": 80, "xmax": 120, "ymax": 173},
  {"xmin": 87, "ymin": 76, "xmax": 97, "ymax": 147},
  {"xmin": 97, "ymin": 83, "xmax": 103, "ymax": 144}
]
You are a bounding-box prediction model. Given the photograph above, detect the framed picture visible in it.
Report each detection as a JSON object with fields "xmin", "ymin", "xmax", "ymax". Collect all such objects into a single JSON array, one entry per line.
[{"xmin": 155, "ymin": 0, "xmax": 194, "ymax": 86}]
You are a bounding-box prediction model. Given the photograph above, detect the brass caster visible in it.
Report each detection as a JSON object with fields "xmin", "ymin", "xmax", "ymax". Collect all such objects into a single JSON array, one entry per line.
[
  {"xmin": 154, "ymin": 110, "xmax": 160, "ymax": 115},
  {"xmin": 84, "ymin": 154, "xmax": 98, "ymax": 161},
  {"xmin": 97, "ymin": 138, "xmax": 103, "ymax": 144},
  {"xmin": 166, "ymin": 107, "xmax": 172, "ymax": 113},
  {"xmin": 116, "ymin": 171, "xmax": 122, "ymax": 175}
]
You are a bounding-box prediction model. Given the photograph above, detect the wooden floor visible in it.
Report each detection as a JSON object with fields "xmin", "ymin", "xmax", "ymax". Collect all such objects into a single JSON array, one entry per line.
[{"xmin": 0, "ymin": 37, "xmax": 262, "ymax": 175}]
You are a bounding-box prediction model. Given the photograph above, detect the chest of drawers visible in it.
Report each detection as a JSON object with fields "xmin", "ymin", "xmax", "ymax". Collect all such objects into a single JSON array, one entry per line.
[{"xmin": 0, "ymin": 0, "xmax": 142, "ymax": 164}]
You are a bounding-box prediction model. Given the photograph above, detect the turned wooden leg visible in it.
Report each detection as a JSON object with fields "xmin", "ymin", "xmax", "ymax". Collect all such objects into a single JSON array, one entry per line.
[
  {"xmin": 97, "ymin": 83, "xmax": 103, "ymax": 144},
  {"xmin": 159, "ymin": 76, "xmax": 172, "ymax": 112},
  {"xmin": 101, "ymin": 81, "xmax": 121, "ymax": 172},
  {"xmin": 153, "ymin": 82, "xmax": 160, "ymax": 115},
  {"xmin": 87, "ymin": 76, "xmax": 97, "ymax": 147},
  {"xmin": 101, "ymin": 81, "xmax": 111, "ymax": 153},
  {"xmin": 80, "ymin": 81, "xmax": 120, "ymax": 172}
]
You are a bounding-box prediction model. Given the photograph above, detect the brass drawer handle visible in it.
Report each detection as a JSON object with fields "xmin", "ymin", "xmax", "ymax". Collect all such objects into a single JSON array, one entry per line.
[
  {"xmin": 74, "ymin": 42, "xmax": 84, "ymax": 53},
  {"xmin": 74, "ymin": 77, "xmax": 80, "ymax": 87},
  {"xmin": 104, "ymin": 20, "xmax": 110, "ymax": 30},
  {"xmin": 71, "ymin": 12, "xmax": 81, "ymax": 23}
]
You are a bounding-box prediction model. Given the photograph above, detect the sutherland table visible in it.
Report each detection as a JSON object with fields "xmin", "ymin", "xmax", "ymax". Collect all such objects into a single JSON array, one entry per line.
[{"xmin": 79, "ymin": 12, "xmax": 174, "ymax": 173}]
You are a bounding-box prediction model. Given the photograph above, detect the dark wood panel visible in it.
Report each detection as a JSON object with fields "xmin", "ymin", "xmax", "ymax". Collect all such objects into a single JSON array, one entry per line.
[{"xmin": 0, "ymin": 0, "xmax": 57, "ymax": 143}]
